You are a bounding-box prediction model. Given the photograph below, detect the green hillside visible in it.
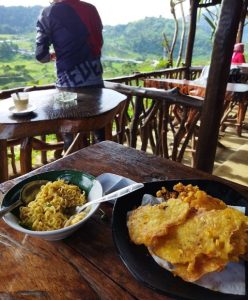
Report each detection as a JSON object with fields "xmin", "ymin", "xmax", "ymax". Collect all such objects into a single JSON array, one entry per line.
[
  {"xmin": 0, "ymin": 5, "xmax": 214, "ymax": 89},
  {"xmin": 103, "ymin": 16, "xmax": 213, "ymax": 61},
  {"xmin": 0, "ymin": 5, "xmax": 41, "ymax": 34}
]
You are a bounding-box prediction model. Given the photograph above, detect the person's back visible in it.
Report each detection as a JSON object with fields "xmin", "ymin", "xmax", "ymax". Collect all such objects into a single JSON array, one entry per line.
[
  {"xmin": 35, "ymin": 0, "xmax": 103, "ymax": 88},
  {"xmin": 231, "ymin": 43, "xmax": 246, "ymax": 64}
]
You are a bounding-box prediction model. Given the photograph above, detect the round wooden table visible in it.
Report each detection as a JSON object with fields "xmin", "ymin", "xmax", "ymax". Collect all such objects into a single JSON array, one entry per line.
[{"xmin": 0, "ymin": 88, "xmax": 127, "ymax": 182}]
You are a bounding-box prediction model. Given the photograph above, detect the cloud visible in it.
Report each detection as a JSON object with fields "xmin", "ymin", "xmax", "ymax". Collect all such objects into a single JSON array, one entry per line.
[{"xmin": 0, "ymin": 0, "xmax": 190, "ymax": 26}]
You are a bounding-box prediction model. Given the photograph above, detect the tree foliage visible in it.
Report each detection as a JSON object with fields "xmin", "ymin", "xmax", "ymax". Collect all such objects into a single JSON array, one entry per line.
[
  {"xmin": 0, "ymin": 41, "xmax": 18, "ymax": 60},
  {"xmin": 0, "ymin": 5, "xmax": 42, "ymax": 34}
]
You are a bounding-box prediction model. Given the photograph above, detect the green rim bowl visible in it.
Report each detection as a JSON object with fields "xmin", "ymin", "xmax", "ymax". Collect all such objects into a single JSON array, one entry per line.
[{"xmin": 1, "ymin": 170, "xmax": 103, "ymax": 241}]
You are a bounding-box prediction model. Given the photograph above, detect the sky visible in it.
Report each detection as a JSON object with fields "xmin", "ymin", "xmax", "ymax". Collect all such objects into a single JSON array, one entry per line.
[{"xmin": 0, "ymin": 0, "xmax": 190, "ymax": 26}]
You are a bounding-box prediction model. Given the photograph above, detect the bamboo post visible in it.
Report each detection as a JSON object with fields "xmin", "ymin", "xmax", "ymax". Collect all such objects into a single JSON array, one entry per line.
[
  {"xmin": 236, "ymin": 0, "xmax": 248, "ymax": 43},
  {"xmin": 184, "ymin": 0, "xmax": 199, "ymax": 78},
  {"xmin": 194, "ymin": 0, "xmax": 243, "ymax": 173}
]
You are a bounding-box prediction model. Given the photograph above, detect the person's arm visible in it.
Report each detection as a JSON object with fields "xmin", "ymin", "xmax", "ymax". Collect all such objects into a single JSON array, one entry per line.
[{"xmin": 35, "ymin": 9, "xmax": 52, "ymax": 63}]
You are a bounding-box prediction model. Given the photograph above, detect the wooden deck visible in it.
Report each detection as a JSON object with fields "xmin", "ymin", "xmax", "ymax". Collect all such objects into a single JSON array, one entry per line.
[{"xmin": 213, "ymin": 117, "xmax": 248, "ymax": 186}]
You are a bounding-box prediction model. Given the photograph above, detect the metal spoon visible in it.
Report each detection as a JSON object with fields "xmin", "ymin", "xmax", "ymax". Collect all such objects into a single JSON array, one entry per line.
[
  {"xmin": 65, "ymin": 182, "xmax": 144, "ymax": 224},
  {"xmin": 0, "ymin": 180, "xmax": 49, "ymax": 219}
]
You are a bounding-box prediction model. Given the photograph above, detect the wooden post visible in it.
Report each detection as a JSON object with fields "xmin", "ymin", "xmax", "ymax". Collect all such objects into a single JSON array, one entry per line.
[
  {"xmin": 0, "ymin": 140, "xmax": 8, "ymax": 183},
  {"xmin": 236, "ymin": 0, "xmax": 248, "ymax": 43},
  {"xmin": 194, "ymin": 0, "xmax": 243, "ymax": 173},
  {"xmin": 184, "ymin": 0, "xmax": 199, "ymax": 78}
]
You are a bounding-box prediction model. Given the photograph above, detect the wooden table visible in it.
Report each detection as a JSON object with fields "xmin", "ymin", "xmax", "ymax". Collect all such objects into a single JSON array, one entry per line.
[
  {"xmin": 0, "ymin": 88, "xmax": 127, "ymax": 182},
  {"xmin": 144, "ymin": 78, "xmax": 248, "ymax": 136},
  {"xmin": 0, "ymin": 141, "xmax": 247, "ymax": 299},
  {"xmin": 232, "ymin": 63, "xmax": 248, "ymax": 74},
  {"xmin": 144, "ymin": 77, "xmax": 248, "ymax": 94}
]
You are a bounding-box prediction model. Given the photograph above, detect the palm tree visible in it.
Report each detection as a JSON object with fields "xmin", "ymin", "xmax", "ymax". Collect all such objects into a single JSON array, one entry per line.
[{"xmin": 199, "ymin": 3, "xmax": 220, "ymax": 41}]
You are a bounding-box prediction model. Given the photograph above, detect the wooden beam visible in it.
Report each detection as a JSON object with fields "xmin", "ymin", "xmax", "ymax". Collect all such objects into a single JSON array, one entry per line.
[
  {"xmin": 236, "ymin": 0, "xmax": 248, "ymax": 43},
  {"xmin": 194, "ymin": 0, "xmax": 243, "ymax": 173},
  {"xmin": 104, "ymin": 81, "xmax": 203, "ymax": 108},
  {"xmin": 198, "ymin": 0, "xmax": 222, "ymax": 8},
  {"xmin": 185, "ymin": 0, "xmax": 199, "ymax": 75}
]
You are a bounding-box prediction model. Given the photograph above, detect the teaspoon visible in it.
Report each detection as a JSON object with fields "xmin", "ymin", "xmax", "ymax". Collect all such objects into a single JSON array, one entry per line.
[
  {"xmin": 66, "ymin": 182, "xmax": 144, "ymax": 224},
  {"xmin": 0, "ymin": 180, "xmax": 49, "ymax": 219}
]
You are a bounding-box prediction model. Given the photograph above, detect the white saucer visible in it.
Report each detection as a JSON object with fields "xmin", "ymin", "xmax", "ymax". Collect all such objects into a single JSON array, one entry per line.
[{"xmin": 9, "ymin": 104, "xmax": 36, "ymax": 116}]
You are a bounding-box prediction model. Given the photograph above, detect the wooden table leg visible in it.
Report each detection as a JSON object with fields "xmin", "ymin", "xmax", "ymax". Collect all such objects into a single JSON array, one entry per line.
[
  {"xmin": 236, "ymin": 99, "xmax": 247, "ymax": 136},
  {"xmin": 0, "ymin": 140, "xmax": 9, "ymax": 183},
  {"xmin": 130, "ymin": 96, "xmax": 143, "ymax": 148},
  {"xmin": 20, "ymin": 137, "xmax": 32, "ymax": 174},
  {"xmin": 104, "ymin": 122, "xmax": 113, "ymax": 141},
  {"xmin": 114, "ymin": 97, "xmax": 130, "ymax": 144}
]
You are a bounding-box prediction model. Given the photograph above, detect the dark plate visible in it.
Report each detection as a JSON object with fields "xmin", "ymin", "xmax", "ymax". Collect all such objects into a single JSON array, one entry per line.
[{"xmin": 112, "ymin": 179, "xmax": 248, "ymax": 300}]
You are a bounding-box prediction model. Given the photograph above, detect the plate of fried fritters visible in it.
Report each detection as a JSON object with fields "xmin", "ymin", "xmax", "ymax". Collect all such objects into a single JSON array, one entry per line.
[{"xmin": 112, "ymin": 179, "xmax": 248, "ymax": 300}]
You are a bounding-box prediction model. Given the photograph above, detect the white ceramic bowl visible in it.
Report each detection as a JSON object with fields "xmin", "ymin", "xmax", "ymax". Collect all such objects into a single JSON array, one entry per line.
[{"xmin": 1, "ymin": 170, "xmax": 102, "ymax": 241}]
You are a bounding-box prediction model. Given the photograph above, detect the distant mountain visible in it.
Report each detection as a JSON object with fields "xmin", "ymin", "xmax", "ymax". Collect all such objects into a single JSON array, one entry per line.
[
  {"xmin": 103, "ymin": 17, "xmax": 175, "ymax": 60},
  {"xmin": 103, "ymin": 16, "xmax": 213, "ymax": 60},
  {"xmin": 0, "ymin": 5, "xmax": 213, "ymax": 60},
  {"xmin": 0, "ymin": 5, "xmax": 42, "ymax": 34}
]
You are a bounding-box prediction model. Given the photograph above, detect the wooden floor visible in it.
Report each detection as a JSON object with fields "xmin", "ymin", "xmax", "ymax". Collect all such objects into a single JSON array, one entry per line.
[
  {"xmin": 131, "ymin": 121, "xmax": 248, "ymax": 187},
  {"xmin": 213, "ymin": 125, "xmax": 248, "ymax": 186}
]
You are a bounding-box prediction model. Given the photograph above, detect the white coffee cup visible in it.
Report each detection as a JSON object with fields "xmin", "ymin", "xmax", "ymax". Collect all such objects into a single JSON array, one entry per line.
[{"xmin": 11, "ymin": 92, "xmax": 29, "ymax": 111}]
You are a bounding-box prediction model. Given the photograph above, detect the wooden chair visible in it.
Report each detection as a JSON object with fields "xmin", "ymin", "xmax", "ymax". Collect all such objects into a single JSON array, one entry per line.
[
  {"xmin": 220, "ymin": 70, "xmax": 248, "ymax": 136},
  {"xmin": 0, "ymin": 87, "xmax": 25, "ymax": 177},
  {"xmin": 0, "ymin": 85, "xmax": 64, "ymax": 179},
  {"xmin": 23, "ymin": 84, "xmax": 64, "ymax": 166}
]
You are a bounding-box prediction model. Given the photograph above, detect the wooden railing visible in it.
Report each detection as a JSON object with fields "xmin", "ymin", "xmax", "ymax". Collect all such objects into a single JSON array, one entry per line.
[
  {"xmin": 105, "ymin": 66, "xmax": 203, "ymax": 87},
  {"xmin": 0, "ymin": 67, "xmax": 204, "ymax": 179},
  {"xmin": 104, "ymin": 80, "xmax": 203, "ymax": 166},
  {"xmin": 104, "ymin": 66, "xmax": 204, "ymax": 165},
  {"xmin": 0, "ymin": 87, "xmax": 25, "ymax": 100}
]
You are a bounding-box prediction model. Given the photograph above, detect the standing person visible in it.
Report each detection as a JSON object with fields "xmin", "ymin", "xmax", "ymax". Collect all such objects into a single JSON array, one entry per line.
[
  {"xmin": 35, "ymin": 0, "xmax": 105, "ymax": 144},
  {"xmin": 231, "ymin": 43, "xmax": 246, "ymax": 64},
  {"xmin": 35, "ymin": 0, "xmax": 103, "ymax": 88}
]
